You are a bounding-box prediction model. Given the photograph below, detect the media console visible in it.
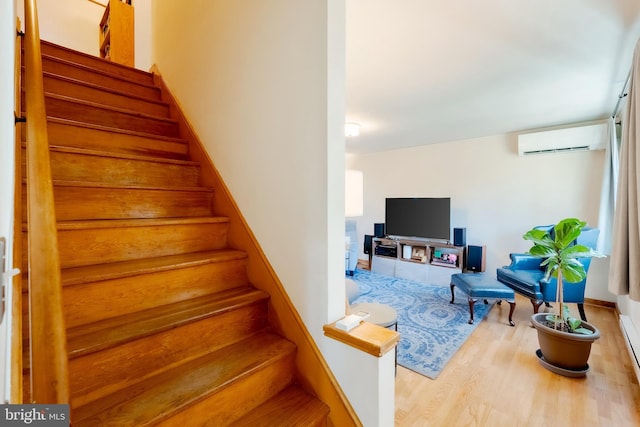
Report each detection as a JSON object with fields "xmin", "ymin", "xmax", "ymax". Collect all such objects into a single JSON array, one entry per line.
[{"xmin": 371, "ymin": 238, "xmax": 465, "ymax": 286}]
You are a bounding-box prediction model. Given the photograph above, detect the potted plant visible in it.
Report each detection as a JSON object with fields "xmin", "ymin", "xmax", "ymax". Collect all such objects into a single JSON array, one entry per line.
[{"xmin": 523, "ymin": 217, "xmax": 603, "ymax": 376}]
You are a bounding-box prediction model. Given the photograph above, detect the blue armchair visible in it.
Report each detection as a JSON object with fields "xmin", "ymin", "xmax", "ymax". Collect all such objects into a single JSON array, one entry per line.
[
  {"xmin": 496, "ymin": 225, "xmax": 599, "ymax": 321},
  {"xmin": 345, "ymin": 219, "xmax": 358, "ymax": 275}
]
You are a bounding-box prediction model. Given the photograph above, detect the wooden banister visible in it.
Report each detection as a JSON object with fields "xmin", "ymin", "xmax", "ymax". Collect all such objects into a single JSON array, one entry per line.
[
  {"xmin": 22, "ymin": 0, "xmax": 70, "ymax": 403},
  {"xmin": 11, "ymin": 16, "xmax": 24, "ymax": 404}
]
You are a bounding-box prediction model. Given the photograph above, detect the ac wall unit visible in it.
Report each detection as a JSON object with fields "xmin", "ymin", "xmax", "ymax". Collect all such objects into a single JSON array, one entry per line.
[{"xmin": 517, "ymin": 123, "xmax": 608, "ymax": 156}]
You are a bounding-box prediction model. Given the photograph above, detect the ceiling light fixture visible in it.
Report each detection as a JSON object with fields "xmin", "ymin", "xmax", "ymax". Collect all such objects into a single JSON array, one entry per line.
[{"xmin": 345, "ymin": 122, "xmax": 361, "ymax": 138}]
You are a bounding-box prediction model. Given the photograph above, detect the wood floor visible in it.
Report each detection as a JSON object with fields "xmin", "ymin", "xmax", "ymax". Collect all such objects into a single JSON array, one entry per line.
[
  {"xmin": 394, "ymin": 294, "xmax": 640, "ymax": 426},
  {"xmin": 355, "ymin": 260, "xmax": 640, "ymax": 425}
]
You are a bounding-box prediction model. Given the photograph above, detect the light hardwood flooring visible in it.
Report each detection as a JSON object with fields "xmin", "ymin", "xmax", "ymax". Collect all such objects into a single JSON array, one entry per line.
[
  {"xmin": 355, "ymin": 260, "xmax": 640, "ymax": 426},
  {"xmin": 394, "ymin": 294, "xmax": 640, "ymax": 426}
]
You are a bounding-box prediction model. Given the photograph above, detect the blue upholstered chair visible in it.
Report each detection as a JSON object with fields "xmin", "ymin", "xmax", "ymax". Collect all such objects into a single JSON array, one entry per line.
[
  {"xmin": 496, "ymin": 225, "xmax": 599, "ymax": 321},
  {"xmin": 345, "ymin": 219, "xmax": 358, "ymax": 275}
]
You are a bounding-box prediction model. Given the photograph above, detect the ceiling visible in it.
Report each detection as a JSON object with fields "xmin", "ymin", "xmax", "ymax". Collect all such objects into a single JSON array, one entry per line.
[{"xmin": 345, "ymin": 0, "xmax": 640, "ymax": 154}]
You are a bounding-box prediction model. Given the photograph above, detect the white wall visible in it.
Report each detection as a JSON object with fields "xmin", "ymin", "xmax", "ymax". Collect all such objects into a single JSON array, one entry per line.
[
  {"xmin": 0, "ymin": 0, "xmax": 17, "ymax": 405},
  {"xmin": 25, "ymin": 0, "xmax": 152, "ymax": 71},
  {"xmin": 151, "ymin": 0, "xmax": 340, "ymax": 342},
  {"xmin": 34, "ymin": 0, "xmax": 105, "ymax": 56},
  {"xmin": 348, "ymin": 132, "xmax": 614, "ymax": 303},
  {"xmin": 133, "ymin": 0, "xmax": 151, "ymax": 71},
  {"xmin": 151, "ymin": 1, "xmax": 392, "ymax": 425}
]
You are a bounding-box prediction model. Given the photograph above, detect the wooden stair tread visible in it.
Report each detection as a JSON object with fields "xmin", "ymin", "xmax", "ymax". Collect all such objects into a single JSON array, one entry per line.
[
  {"xmin": 60, "ymin": 216, "xmax": 228, "ymax": 230},
  {"xmin": 46, "ymin": 144, "xmax": 199, "ymax": 167},
  {"xmin": 45, "ymin": 117, "xmax": 188, "ymax": 145},
  {"xmin": 72, "ymin": 332, "xmax": 295, "ymax": 426},
  {"xmin": 22, "ymin": 217, "xmax": 228, "ymax": 232},
  {"xmin": 229, "ymin": 385, "xmax": 330, "ymax": 427},
  {"xmin": 59, "ymin": 249, "xmax": 248, "ymax": 287},
  {"xmin": 40, "ymin": 40, "xmax": 154, "ymax": 83},
  {"xmin": 40, "ymin": 53, "xmax": 159, "ymax": 91},
  {"xmin": 42, "ymin": 93, "xmax": 178, "ymax": 125},
  {"xmin": 42, "ymin": 71, "xmax": 168, "ymax": 106},
  {"xmin": 67, "ymin": 287, "xmax": 269, "ymax": 359},
  {"xmin": 51, "ymin": 179, "xmax": 214, "ymax": 193}
]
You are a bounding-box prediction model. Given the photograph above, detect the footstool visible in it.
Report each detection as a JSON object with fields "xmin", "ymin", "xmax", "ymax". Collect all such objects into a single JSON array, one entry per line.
[{"xmin": 450, "ymin": 273, "xmax": 516, "ymax": 326}]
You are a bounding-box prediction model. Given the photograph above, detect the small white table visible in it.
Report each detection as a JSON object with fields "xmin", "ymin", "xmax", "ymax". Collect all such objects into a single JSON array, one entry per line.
[{"xmin": 348, "ymin": 302, "xmax": 398, "ymax": 331}]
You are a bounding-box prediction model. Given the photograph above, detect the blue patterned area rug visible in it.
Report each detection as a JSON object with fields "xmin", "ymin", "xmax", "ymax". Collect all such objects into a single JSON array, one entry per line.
[{"xmin": 351, "ymin": 269, "xmax": 494, "ymax": 379}]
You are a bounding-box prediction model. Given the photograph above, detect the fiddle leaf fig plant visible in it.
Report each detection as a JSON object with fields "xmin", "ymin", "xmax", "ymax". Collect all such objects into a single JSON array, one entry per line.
[{"xmin": 523, "ymin": 218, "xmax": 603, "ymax": 333}]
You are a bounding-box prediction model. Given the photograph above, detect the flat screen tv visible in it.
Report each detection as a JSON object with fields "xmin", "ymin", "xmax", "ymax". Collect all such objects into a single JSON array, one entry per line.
[{"xmin": 385, "ymin": 197, "xmax": 451, "ymax": 240}]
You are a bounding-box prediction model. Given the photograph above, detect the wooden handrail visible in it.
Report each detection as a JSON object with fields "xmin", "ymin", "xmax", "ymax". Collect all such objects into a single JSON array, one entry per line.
[
  {"xmin": 22, "ymin": 0, "xmax": 70, "ymax": 403},
  {"xmin": 11, "ymin": 17, "xmax": 24, "ymax": 404}
]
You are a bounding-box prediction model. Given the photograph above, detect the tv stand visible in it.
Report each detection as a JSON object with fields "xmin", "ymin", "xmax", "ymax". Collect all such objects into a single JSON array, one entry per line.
[{"xmin": 371, "ymin": 238, "xmax": 464, "ymax": 286}]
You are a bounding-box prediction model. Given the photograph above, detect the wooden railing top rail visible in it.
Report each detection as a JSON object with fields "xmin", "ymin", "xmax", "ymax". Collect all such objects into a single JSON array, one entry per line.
[
  {"xmin": 22, "ymin": 0, "xmax": 70, "ymax": 403},
  {"xmin": 11, "ymin": 16, "xmax": 24, "ymax": 404}
]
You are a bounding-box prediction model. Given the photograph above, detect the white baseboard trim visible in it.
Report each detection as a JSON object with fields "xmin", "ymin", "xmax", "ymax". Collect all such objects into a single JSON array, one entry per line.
[{"xmin": 619, "ymin": 315, "xmax": 640, "ymax": 384}]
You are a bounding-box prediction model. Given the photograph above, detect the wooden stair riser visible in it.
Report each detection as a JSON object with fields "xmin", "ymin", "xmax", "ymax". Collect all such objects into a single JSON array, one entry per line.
[
  {"xmin": 39, "ymin": 41, "xmax": 155, "ymax": 85},
  {"xmin": 40, "ymin": 73, "xmax": 169, "ymax": 117},
  {"xmin": 69, "ymin": 303, "xmax": 270, "ymax": 409},
  {"xmin": 31, "ymin": 121, "xmax": 189, "ymax": 160},
  {"xmin": 22, "ymin": 148, "xmax": 201, "ymax": 187},
  {"xmin": 229, "ymin": 386, "xmax": 330, "ymax": 427},
  {"xmin": 72, "ymin": 335, "xmax": 296, "ymax": 426},
  {"xmin": 62, "ymin": 259, "xmax": 249, "ymax": 328},
  {"xmin": 41, "ymin": 56, "xmax": 160, "ymax": 100},
  {"xmin": 42, "ymin": 96, "xmax": 179, "ymax": 137},
  {"xmin": 58, "ymin": 186, "xmax": 213, "ymax": 221},
  {"xmin": 58, "ymin": 222, "xmax": 228, "ymax": 268},
  {"xmin": 156, "ymin": 353, "xmax": 296, "ymax": 427},
  {"xmin": 22, "ymin": 221, "xmax": 229, "ymax": 270},
  {"xmin": 22, "ymin": 185, "xmax": 214, "ymax": 222}
]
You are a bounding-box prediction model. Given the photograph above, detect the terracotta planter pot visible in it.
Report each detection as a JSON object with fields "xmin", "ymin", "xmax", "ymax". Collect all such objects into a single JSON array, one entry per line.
[{"xmin": 531, "ymin": 313, "xmax": 600, "ymax": 373}]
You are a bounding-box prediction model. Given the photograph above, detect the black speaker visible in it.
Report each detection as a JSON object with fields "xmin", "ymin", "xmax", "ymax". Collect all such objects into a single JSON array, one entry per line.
[
  {"xmin": 364, "ymin": 235, "xmax": 373, "ymax": 255},
  {"xmin": 374, "ymin": 223, "xmax": 385, "ymax": 238},
  {"xmin": 453, "ymin": 228, "xmax": 466, "ymax": 247},
  {"xmin": 466, "ymin": 245, "xmax": 486, "ymax": 272}
]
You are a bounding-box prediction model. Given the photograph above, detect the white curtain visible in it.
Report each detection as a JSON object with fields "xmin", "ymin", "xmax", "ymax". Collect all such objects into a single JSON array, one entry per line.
[
  {"xmin": 608, "ymin": 38, "xmax": 640, "ymax": 301},
  {"xmin": 597, "ymin": 117, "xmax": 621, "ymax": 254}
]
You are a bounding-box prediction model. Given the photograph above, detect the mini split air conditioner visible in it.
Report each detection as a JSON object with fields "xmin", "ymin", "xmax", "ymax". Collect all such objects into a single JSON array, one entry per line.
[{"xmin": 517, "ymin": 122, "xmax": 608, "ymax": 156}]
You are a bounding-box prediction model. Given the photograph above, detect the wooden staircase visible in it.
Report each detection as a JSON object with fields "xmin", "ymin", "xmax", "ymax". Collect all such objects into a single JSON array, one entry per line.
[{"xmin": 20, "ymin": 41, "xmax": 332, "ymax": 426}]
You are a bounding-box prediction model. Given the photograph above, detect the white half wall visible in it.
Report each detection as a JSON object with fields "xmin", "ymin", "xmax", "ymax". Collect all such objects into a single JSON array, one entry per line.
[{"xmin": 348, "ymin": 132, "xmax": 614, "ymax": 303}]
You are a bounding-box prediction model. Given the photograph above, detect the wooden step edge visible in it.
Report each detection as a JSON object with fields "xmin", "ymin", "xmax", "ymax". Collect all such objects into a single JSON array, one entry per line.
[
  {"xmin": 20, "ymin": 249, "xmax": 248, "ymax": 290},
  {"xmin": 23, "ymin": 216, "xmax": 229, "ymax": 231},
  {"xmin": 45, "ymin": 117, "xmax": 189, "ymax": 145},
  {"xmin": 45, "ymin": 144, "xmax": 199, "ymax": 167},
  {"xmin": 41, "ymin": 71, "xmax": 170, "ymax": 107},
  {"xmin": 61, "ymin": 249, "xmax": 248, "ymax": 286},
  {"xmin": 63, "ymin": 216, "xmax": 228, "ymax": 230},
  {"xmin": 49, "ymin": 180, "xmax": 214, "ymax": 193},
  {"xmin": 66, "ymin": 288, "xmax": 270, "ymax": 359},
  {"xmin": 45, "ymin": 145, "xmax": 196, "ymax": 165},
  {"xmin": 43, "ymin": 93, "xmax": 179, "ymax": 125},
  {"xmin": 39, "ymin": 53, "xmax": 158, "ymax": 90},
  {"xmin": 40, "ymin": 40, "xmax": 154, "ymax": 80},
  {"xmin": 229, "ymin": 385, "xmax": 330, "ymax": 427},
  {"xmin": 21, "ymin": 216, "xmax": 229, "ymax": 232},
  {"xmin": 72, "ymin": 332, "xmax": 296, "ymax": 426}
]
